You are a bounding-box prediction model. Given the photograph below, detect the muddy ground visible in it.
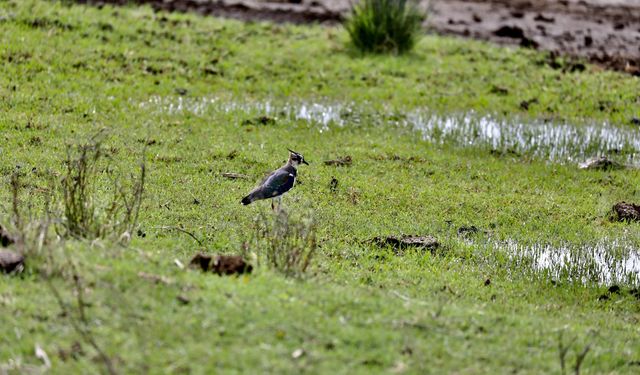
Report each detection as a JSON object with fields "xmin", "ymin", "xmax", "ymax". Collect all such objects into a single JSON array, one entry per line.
[{"xmin": 80, "ymin": 0, "xmax": 640, "ymax": 74}]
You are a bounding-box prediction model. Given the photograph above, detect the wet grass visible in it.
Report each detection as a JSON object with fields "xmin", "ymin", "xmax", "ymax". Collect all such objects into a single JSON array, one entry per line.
[{"xmin": 1, "ymin": 0, "xmax": 640, "ymax": 373}]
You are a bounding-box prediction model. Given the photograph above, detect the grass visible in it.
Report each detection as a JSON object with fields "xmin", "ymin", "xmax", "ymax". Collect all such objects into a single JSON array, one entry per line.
[
  {"xmin": 345, "ymin": 0, "xmax": 424, "ymax": 54},
  {"xmin": 1, "ymin": 0, "xmax": 640, "ymax": 373}
]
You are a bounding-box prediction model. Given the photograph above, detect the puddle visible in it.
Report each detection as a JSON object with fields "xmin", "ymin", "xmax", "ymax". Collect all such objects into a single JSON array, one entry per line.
[
  {"xmin": 495, "ymin": 238, "xmax": 640, "ymax": 285},
  {"xmin": 136, "ymin": 96, "xmax": 640, "ymax": 165},
  {"xmin": 410, "ymin": 114, "xmax": 639, "ymax": 164}
]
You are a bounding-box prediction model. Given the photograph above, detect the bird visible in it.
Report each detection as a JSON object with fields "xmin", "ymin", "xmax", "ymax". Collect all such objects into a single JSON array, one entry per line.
[{"xmin": 241, "ymin": 149, "xmax": 309, "ymax": 210}]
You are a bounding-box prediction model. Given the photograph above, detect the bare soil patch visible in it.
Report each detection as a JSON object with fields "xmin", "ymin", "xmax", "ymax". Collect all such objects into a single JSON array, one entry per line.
[
  {"xmin": 79, "ymin": 0, "xmax": 640, "ymax": 74},
  {"xmin": 189, "ymin": 253, "xmax": 253, "ymax": 275},
  {"xmin": 612, "ymin": 202, "xmax": 640, "ymax": 222}
]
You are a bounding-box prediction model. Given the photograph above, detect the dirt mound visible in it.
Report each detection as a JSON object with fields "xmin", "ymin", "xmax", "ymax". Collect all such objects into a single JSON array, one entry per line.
[
  {"xmin": 612, "ymin": 202, "xmax": 640, "ymax": 222},
  {"xmin": 430, "ymin": 0, "xmax": 640, "ymax": 74},
  {"xmin": 79, "ymin": 0, "xmax": 640, "ymax": 74},
  {"xmin": 0, "ymin": 250, "xmax": 24, "ymax": 273},
  {"xmin": 189, "ymin": 253, "xmax": 253, "ymax": 275},
  {"xmin": 579, "ymin": 157, "xmax": 625, "ymax": 171},
  {"xmin": 324, "ymin": 156, "xmax": 352, "ymax": 167},
  {"xmin": 372, "ymin": 235, "xmax": 439, "ymax": 254}
]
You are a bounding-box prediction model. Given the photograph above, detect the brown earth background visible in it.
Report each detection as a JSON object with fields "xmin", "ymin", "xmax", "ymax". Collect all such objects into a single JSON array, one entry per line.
[{"xmin": 79, "ymin": 0, "xmax": 640, "ymax": 75}]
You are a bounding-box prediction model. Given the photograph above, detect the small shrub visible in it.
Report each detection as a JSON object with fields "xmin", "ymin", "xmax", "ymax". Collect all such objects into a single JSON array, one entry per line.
[
  {"xmin": 345, "ymin": 0, "xmax": 425, "ymax": 55},
  {"xmin": 252, "ymin": 209, "xmax": 317, "ymax": 277}
]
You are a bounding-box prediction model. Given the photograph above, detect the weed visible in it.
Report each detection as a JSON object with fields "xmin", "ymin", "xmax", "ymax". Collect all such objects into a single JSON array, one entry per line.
[
  {"xmin": 4, "ymin": 171, "xmax": 54, "ymax": 260},
  {"xmin": 45, "ymin": 254, "xmax": 118, "ymax": 375},
  {"xmin": 252, "ymin": 209, "xmax": 317, "ymax": 277},
  {"xmin": 60, "ymin": 133, "xmax": 145, "ymax": 241},
  {"xmin": 557, "ymin": 330, "xmax": 594, "ymax": 375},
  {"xmin": 345, "ymin": 0, "xmax": 425, "ymax": 54},
  {"xmin": 4, "ymin": 162, "xmax": 119, "ymax": 374}
]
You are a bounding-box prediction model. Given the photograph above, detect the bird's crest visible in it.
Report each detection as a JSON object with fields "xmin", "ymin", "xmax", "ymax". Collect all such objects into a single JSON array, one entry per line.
[{"xmin": 287, "ymin": 149, "xmax": 309, "ymax": 165}]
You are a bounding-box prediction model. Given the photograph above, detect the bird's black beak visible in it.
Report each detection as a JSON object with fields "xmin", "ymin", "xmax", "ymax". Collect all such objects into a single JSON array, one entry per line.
[{"xmin": 302, "ymin": 160, "xmax": 309, "ymax": 165}]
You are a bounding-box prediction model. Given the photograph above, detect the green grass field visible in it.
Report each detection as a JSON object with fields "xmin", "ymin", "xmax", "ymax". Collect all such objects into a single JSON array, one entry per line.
[{"xmin": 1, "ymin": 0, "xmax": 640, "ymax": 373}]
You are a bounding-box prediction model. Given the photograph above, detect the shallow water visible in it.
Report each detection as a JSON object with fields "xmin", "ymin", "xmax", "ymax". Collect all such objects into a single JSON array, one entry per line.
[
  {"xmin": 137, "ymin": 96, "xmax": 640, "ymax": 165},
  {"xmin": 496, "ymin": 238, "xmax": 640, "ymax": 285}
]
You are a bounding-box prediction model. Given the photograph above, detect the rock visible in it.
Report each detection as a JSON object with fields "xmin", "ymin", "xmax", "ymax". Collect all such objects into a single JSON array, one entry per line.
[
  {"xmin": 578, "ymin": 156, "xmax": 624, "ymax": 170},
  {"xmin": 291, "ymin": 348, "xmax": 305, "ymax": 359},
  {"xmin": 372, "ymin": 235, "xmax": 439, "ymax": 254},
  {"xmin": 612, "ymin": 202, "xmax": 640, "ymax": 222},
  {"xmin": 0, "ymin": 250, "xmax": 24, "ymax": 273},
  {"xmin": 324, "ymin": 155, "xmax": 352, "ymax": 167},
  {"xmin": 189, "ymin": 253, "xmax": 253, "ymax": 275}
]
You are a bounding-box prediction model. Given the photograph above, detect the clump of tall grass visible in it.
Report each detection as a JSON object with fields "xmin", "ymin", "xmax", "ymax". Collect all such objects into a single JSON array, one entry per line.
[
  {"xmin": 251, "ymin": 209, "xmax": 317, "ymax": 277},
  {"xmin": 345, "ymin": 0, "xmax": 425, "ymax": 55},
  {"xmin": 2, "ymin": 133, "xmax": 146, "ymax": 248},
  {"xmin": 61, "ymin": 134, "xmax": 145, "ymax": 241}
]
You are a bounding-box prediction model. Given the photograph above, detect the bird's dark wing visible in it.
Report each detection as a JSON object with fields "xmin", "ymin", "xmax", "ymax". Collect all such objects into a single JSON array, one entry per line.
[
  {"xmin": 259, "ymin": 170, "xmax": 277, "ymax": 185},
  {"xmin": 251, "ymin": 168, "xmax": 295, "ymax": 200}
]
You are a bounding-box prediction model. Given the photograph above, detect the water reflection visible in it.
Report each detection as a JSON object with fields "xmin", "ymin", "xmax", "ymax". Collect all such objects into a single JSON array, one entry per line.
[
  {"xmin": 136, "ymin": 96, "xmax": 640, "ymax": 165},
  {"xmin": 498, "ymin": 238, "xmax": 640, "ymax": 285}
]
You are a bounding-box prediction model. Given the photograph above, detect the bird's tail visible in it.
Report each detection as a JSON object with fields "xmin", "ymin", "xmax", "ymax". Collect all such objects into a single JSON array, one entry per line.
[{"xmin": 241, "ymin": 194, "xmax": 253, "ymax": 205}]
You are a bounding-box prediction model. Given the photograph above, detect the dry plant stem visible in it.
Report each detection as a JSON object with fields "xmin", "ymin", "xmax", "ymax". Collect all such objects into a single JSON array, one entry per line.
[
  {"xmin": 127, "ymin": 162, "xmax": 145, "ymax": 235},
  {"xmin": 558, "ymin": 330, "xmax": 577, "ymax": 375},
  {"xmin": 10, "ymin": 173, "xmax": 22, "ymax": 233},
  {"xmin": 254, "ymin": 210, "xmax": 317, "ymax": 277},
  {"xmin": 46, "ymin": 259, "xmax": 118, "ymax": 375},
  {"xmin": 157, "ymin": 226, "xmax": 204, "ymax": 247},
  {"xmin": 574, "ymin": 339, "xmax": 592, "ymax": 375}
]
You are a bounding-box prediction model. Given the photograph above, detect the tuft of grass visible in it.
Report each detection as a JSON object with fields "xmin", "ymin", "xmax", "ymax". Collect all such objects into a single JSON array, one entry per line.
[
  {"xmin": 61, "ymin": 134, "xmax": 146, "ymax": 241},
  {"xmin": 252, "ymin": 209, "xmax": 317, "ymax": 277},
  {"xmin": 345, "ymin": 0, "xmax": 425, "ymax": 54}
]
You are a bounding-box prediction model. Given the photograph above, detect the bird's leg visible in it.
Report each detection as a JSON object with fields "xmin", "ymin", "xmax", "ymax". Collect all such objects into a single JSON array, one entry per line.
[
  {"xmin": 271, "ymin": 198, "xmax": 276, "ymax": 211},
  {"xmin": 277, "ymin": 196, "xmax": 283, "ymax": 211}
]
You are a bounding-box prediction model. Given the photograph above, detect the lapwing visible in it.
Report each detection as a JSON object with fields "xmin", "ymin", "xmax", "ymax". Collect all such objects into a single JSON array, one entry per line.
[{"xmin": 241, "ymin": 149, "xmax": 308, "ymax": 210}]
